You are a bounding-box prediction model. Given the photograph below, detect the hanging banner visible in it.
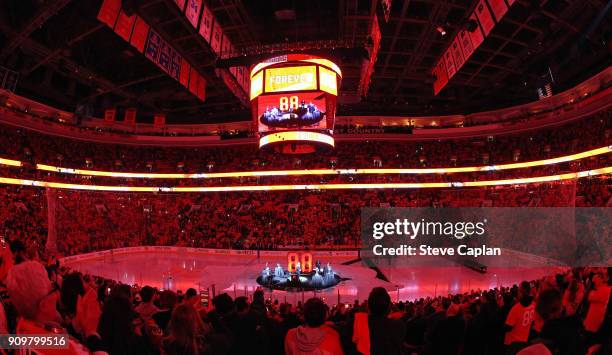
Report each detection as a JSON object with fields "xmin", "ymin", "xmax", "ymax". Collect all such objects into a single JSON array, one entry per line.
[
  {"xmin": 145, "ymin": 30, "xmax": 181, "ymax": 82},
  {"xmin": 124, "ymin": 108, "xmax": 137, "ymax": 124},
  {"xmin": 438, "ymin": 60, "xmax": 448, "ymax": 89},
  {"xmin": 433, "ymin": 59, "xmax": 448, "ymax": 95},
  {"xmin": 467, "ymin": 13, "xmax": 485, "ymax": 49},
  {"xmin": 97, "ymin": 0, "xmax": 121, "ymax": 28},
  {"xmin": 242, "ymin": 67, "xmax": 249, "ymax": 92},
  {"xmin": 144, "ymin": 29, "xmax": 162, "ymax": 62},
  {"xmin": 99, "ymin": 4, "xmax": 206, "ymax": 102},
  {"xmin": 189, "ymin": 68, "xmax": 200, "ymax": 95},
  {"xmin": 475, "ymin": 0, "xmax": 495, "ymax": 35},
  {"xmin": 114, "ymin": 10, "xmax": 135, "ymax": 42},
  {"xmin": 130, "ymin": 16, "xmax": 150, "ymax": 53},
  {"xmin": 185, "ymin": 0, "xmax": 203, "ymax": 29},
  {"xmin": 179, "ymin": 58, "xmax": 191, "ymax": 87},
  {"xmin": 444, "ymin": 49, "xmax": 456, "ymax": 79},
  {"xmin": 487, "ymin": 0, "xmax": 509, "ymax": 22},
  {"xmin": 199, "ymin": 6, "xmax": 214, "ymax": 43},
  {"xmin": 451, "ymin": 37, "xmax": 465, "ymax": 70},
  {"xmin": 432, "ymin": 0, "xmax": 515, "ymax": 95},
  {"xmin": 222, "ymin": 36, "xmax": 232, "ymax": 58},
  {"xmin": 104, "ymin": 108, "xmax": 116, "ymax": 122},
  {"xmin": 359, "ymin": 14, "xmax": 381, "ymax": 96},
  {"xmin": 432, "ymin": 66, "xmax": 442, "ymax": 95},
  {"xmin": 459, "ymin": 30, "xmax": 474, "ymax": 60},
  {"xmin": 197, "ymin": 75, "xmax": 206, "ymax": 101},
  {"xmin": 158, "ymin": 40, "xmax": 173, "ymax": 73},
  {"xmin": 235, "ymin": 66, "xmax": 244, "ymax": 91},
  {"xmin": 229, "ymin": 45, "xmax": 238, "ymax": 78},
  {"xmin": 211, "ymin": 21, "xmax": 223, "ymax": 54},
  {"xmin": 153, "ymin": 114, "xmax": 166, "ymax": 127},
  {"xmin": 170, "ymin": 51, "xmax": 181, "ymax": 80},
  {"xmin": 381, "ymin": 0, "xmax": 392, "ymax": 23},
  {"xmin": 174, "ymin": 0, "xmax": 186, "ymax": 12}
]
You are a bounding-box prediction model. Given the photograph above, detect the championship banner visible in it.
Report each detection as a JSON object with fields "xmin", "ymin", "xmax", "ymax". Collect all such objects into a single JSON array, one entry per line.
[
  {"xmin": 437, "ymin": 60, "xmax": 448, "ymax": 88},
  {"xmin": 98, "ymin": 1, "xmax": 207, "ymax": 102},
  {"xmin": 144, "ymin": 29, "xmax": 162, "ymax": 62},
  {"xmin": 218, "ymin": 68, "xmax": 247, "ymax": 105},
  {"xmin": 468, "ymin": 12, "xmax": 485, "ymax": 48},
  {"xmin": 185, "ymin": 0, "xmax": 203, "ymax": 29},
  {"xmin": 451, "ymin": 37, "xmax": 465, "ymax": 69},
  {"xmin": 222, "ymin": 36, "xmax": 231, "ymax": 57},
  {"xmin": 198, "ymin": 5, "xmax": 214, "ymax": 43},
  {"xmin": 124, "ymin": 108, "xmax": 137, "ymax": 124},
  {"xmin": 142, "ymin": 28, "xmax": 205, "ymax": 101},
  {"xmin": 235, "ymin": 66, "xmax": 244, "ymax": 91},
  {"xmin": 488, "ymin": 0, "xmax": 509, "ymax": 22},
  {"xmin": 97, "ymin": 0, "xmax": 121, "ymax": 28},
  {"xmin": 174, "ymin": 0, "xmax": 186, "ymax": 12},
  {"xmin": 104, "ymin": 108, "xmax": 116, "ymax": 122},
  {"xmin": 114, "ymin": 10, "xmax": 135, "ymax": 42},
  {"xmin": 433, "ymin": 60, "xmax": 448, "ymax": 95},
  {"xmin": 197, "ymin": 74, "xmax": 206, "ymax": 101},
  {"xmin": 432, "ymin": 0, "xmax": 515, "ymax": 94},
  {"xmin": 459, "ymin": 30, "xmax": 474, "ymax": 60},
  {"xmin": 380, "ymin": 0, "xmax": 392, "ymax": 23},
  {"xmin": 153, "ymin": 114, "xmax": 166, "ymax": 127},
  {"xmin": 158, "ymin": 40, "xmax": 172, "ymax": 73},
  {"xmin": 130, "ymin": 16, "xmax": 150, "ymax": 53},
  {"xmin": 179, "ymin": 57, "xmax": 191, "ymax": 87},
  {"xmin": 433, "ymin": 66, "xmax": 442, "ymax": 95},
  {"xmin": 229, "ymin": 44, "xmax": 238, "ymax": 80},
  {"xmin": 189, "ymin": 68, "xmax": 200, "ymax": 96},
  {"xmin": 169, "ymin": 50, "xmax": 181, "ymax": 81},
  {"xmin": 210, "ymin": 21, "xmax": 223, "ymax": 54},
  {"xmin": 242, "ymin": 67, "xmax": 249, "ymax": 92},
  {"xmin": 444, "ymin": 49, "xmax": 456, "ymax": 79},
  {"xmin": 359, "ymin": 14, "xmax": 381, "ymax": 96},
  {"xmin": 475, "ymin": 0, "xmax": 495, "ymax": 35}
]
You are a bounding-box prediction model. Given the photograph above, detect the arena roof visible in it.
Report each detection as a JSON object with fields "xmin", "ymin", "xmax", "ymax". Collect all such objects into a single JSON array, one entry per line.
[{"xmin": 0, "ymin": 0, "xmax": 609, "ymax": 123}]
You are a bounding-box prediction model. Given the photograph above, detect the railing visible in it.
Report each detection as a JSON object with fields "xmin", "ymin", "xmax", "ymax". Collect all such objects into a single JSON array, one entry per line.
[{"xmin": 59, "ymin": 245, "xmax": 360, "ymax": 264}]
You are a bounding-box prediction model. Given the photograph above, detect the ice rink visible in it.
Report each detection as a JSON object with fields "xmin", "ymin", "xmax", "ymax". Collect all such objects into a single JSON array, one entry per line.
[{"xmin": 62, "ymin": 248, "xmax": 562, "ymax": 304}]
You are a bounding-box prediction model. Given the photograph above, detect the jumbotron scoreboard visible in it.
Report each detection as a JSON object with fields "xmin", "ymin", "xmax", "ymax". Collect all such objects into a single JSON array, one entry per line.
[{"xmin": 250, "ymin": 54, "xmax": 342, "ymax": 153}]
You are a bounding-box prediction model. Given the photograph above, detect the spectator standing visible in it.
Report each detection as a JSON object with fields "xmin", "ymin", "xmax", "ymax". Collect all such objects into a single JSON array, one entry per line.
[{"xmin": 285, "ymin": 298, "xmax": 343, "ymax": 355}]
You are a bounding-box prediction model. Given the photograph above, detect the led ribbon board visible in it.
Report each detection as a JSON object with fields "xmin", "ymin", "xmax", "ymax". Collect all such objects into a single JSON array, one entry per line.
[
  {"xmin": 1, "ymin": 145, "xmax": 610, "ymax": 179},
  {"xmin": 0, "ymin": 167, "xmax": 609, "ymax": 193},
  {"xmin": 259, "ymin": 131, "xmax": 335, "ymax": 149}
]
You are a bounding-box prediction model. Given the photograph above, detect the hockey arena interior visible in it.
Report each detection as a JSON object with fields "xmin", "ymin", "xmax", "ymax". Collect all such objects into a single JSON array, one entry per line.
[{"xmin": 0, "ymin": 0, "xmax": 610, "ymax": 354}]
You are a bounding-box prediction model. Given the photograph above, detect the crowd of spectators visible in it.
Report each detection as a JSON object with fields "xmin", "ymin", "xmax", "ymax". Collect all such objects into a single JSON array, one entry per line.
[
  {"xmin": 0, "ymin": 237, "xmax": 610, "ymax": 354},
  {"xmin": 0, "ymin": 103, "xmax": 610, "ymax": 354},
  {"xmin": 0, "ymin": 109, "xmax": 609, "ymax": 178},
  {"xmin": 0, "ymin": 177, "xmax": 609, "ymax": 259},
  {"xmin": 2, "ymin": 70, "xmax": 607, "ymax": 137},
  {"xmin": 0, "ymin": 108, "xmax": 608, "ymax": 192},
  {"xmin": 0, "ymin": 186, "xmax": 47, "ymax": 254},
  {"xmin": 51, "ymin": 181, "xmax": 600, "ymax": 254}
]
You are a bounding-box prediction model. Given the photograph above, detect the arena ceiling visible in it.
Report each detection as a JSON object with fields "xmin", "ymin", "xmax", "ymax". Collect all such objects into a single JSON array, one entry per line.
[{"xmin": 0, "ymin": 0, "xmax": 610, "ymax": 124}]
